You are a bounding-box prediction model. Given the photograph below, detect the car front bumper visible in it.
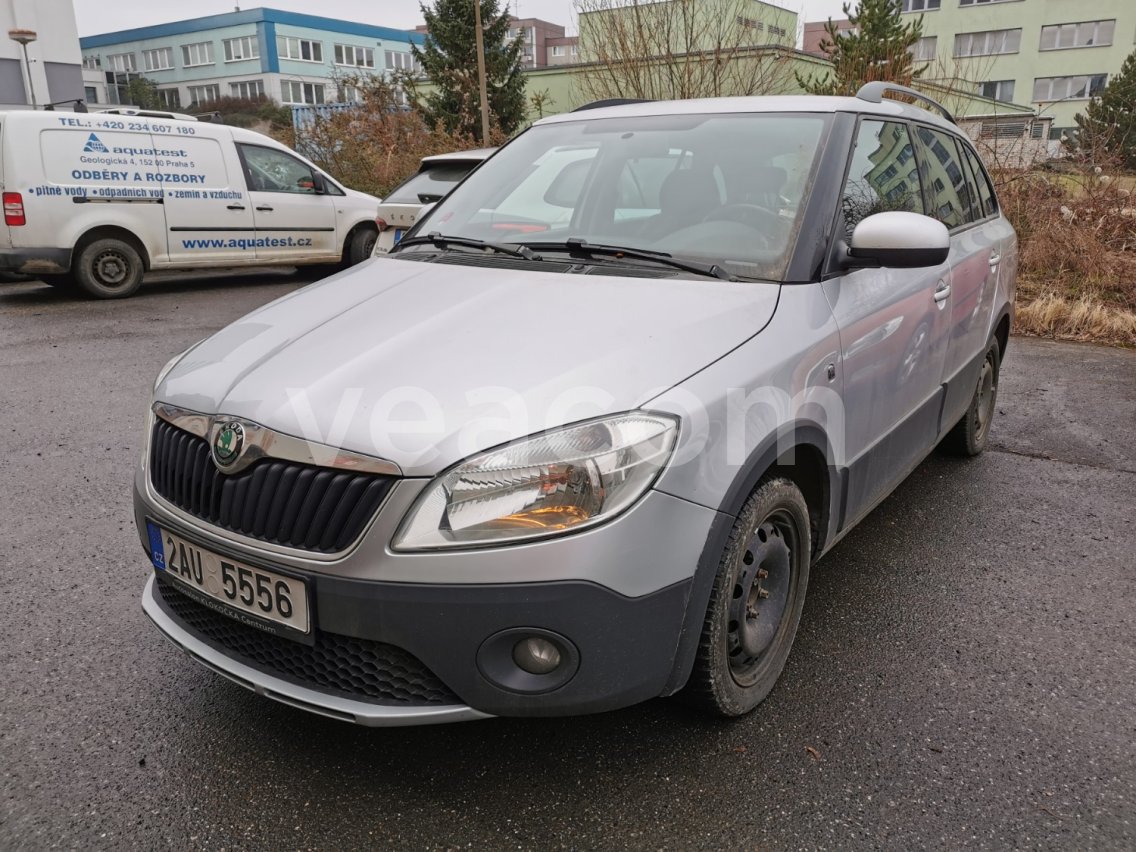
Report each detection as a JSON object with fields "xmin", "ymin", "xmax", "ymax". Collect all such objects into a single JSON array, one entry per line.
[{"xmin": 134, "ymin": 477, "xmax": 720, "ymax": 723}]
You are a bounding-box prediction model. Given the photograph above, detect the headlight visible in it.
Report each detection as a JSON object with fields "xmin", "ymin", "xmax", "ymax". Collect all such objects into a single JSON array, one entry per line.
[{"xmin": 392, "ymin": 412, "xmax": 679, "ymax": 551}]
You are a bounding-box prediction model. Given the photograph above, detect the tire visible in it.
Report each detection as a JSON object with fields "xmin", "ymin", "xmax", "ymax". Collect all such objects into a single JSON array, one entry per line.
[
  {"xmin": 683, "ymin": 477, "xmax": 811, "ymax": 717},
  {"xmin": 345, "ymin": 226, "xmax": 378, "ymax": 266},
  {"xmin": 72, "ymin": 238, "xmax": 144, "ymax": 299},
  {"xmin": 942, "ymin": 339, "xmax": 1001, "ymax": 456}
]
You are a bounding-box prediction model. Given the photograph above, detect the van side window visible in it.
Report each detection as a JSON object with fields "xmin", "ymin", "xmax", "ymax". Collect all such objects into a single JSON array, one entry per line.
[
  {"xmin": 962, "ymin": 145, "xmax": 998, "ymax": 217},
  {"xmin": 239, "ymin": 144, "xmax": 320, "ymax": 195},
  {"xmin": 915, "ymin": 126, "xmax": 974, "ymax": 230},
  {"xmin": 840, "ymin": 120, "xmax": 925, "ymax": 235}
]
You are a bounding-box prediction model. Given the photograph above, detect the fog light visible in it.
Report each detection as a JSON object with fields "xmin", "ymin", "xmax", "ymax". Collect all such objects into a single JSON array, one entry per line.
[{"xmin": 512, "ymin": 636, "xmax": 562, "ymax": 674}]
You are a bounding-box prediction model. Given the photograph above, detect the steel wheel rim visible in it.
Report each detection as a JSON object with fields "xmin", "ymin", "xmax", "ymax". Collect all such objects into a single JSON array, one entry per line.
[
  {"xmin": 727, "ymin": 508, "xmax": 799, "ymax": 687},
  {"xmin": 974, "ymin": 355, "xmax": 996, "ymax": 441},
  {"xmin": 92, "ymin": 250, "xmax": 131, "ymax": 288},
  {"xmin": 362, "ymin": 232, "xmax": 377, "ymax": 256}
]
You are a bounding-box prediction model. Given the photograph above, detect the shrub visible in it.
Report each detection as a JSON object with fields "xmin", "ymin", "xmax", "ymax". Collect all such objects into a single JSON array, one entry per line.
[{"xmin": 288, "ymin": 75, "xmax": 492, "ymax": 199}]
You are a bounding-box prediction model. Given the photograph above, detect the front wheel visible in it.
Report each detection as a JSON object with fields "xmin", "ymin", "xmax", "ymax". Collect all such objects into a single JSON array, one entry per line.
[
  {"xmin": 345, "ymin": 226, "xmax": 378, "ymax": 266},
  {"xmin": 73, "ymin": 238, "xmax": 144, "ymax": 299},
  {"xmin": 683, "ymin": 477, "xmax": 811, "ymax": 717}
]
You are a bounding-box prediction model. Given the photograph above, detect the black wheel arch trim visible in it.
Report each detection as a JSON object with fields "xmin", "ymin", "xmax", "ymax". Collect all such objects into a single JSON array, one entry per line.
[{"xmin": 660, "ymin": 421, "xmax": 842, "ymax": 695}]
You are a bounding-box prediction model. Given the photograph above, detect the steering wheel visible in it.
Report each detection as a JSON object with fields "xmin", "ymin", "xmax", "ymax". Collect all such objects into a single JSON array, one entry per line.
[{"xmin": 701, "ymin": 203, "xmax": 785, "ymax": 247}]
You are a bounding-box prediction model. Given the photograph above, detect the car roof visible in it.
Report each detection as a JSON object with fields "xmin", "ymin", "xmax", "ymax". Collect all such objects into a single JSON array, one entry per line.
[
  {"xmin": 535, "ymin": 95, "xmax": 959, "ymax": 135},
  {"xmin": 420, "ymin": 147, "xmax": 497, "ymax": 166}
]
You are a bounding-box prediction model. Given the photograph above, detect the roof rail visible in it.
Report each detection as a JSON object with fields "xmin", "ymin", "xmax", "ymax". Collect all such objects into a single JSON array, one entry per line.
[
  {"xmin": 96, "ymin": 107, "xmax": 201, "ymax": 122},
  {"xmin": 571, "ymin": 98, "xmax": 653, "ymax": 112},
  {"xmin": 855, "ymin": 82, "xmax": 954, "ymax": 124}
]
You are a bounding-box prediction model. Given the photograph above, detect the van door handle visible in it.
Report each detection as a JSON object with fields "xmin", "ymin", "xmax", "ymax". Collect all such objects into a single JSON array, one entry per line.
[
  {"xmin": 256, "ymin": 205, "xmax": 274, "ymax": 212},
  {"xmin": 933, "ymin": 279, "xmax": 951, "ymax": 304},
  {"xmin": 226, "ymin": 204, "xmax": 246, "ymax": 211},
  {"xmin": 989, "ymin": 253, "xmax": 1001, "ymax": 268}
]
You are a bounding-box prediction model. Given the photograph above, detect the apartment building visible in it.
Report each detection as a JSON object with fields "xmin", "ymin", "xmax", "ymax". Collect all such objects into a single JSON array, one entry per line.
[
  {"xmin": 545, "ymin": 36, "xmax": 581, "ymax": 67},
  {"xmin": 79, "ymin": 8, "xmax": 422, "ymax": 108},
  {"xmin": 808, "ymin": 1, "xmax": 1136, "ymax": 137},
  {"xmin": 0, "ymin": 0, "xmax": 83, "ymax": 108},
  {"xmin": 415, "ymin": 17, "xmax": 567, "ymax": 70}
]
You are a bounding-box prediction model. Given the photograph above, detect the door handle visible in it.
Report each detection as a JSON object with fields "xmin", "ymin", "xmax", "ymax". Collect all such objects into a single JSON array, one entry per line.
[
  {"xmin": 933, "ymin": 280, "xmax": 951, "ymax": 304},
  {"xmin": 256, "ymin": 205, "xmax": 274, "ymax": 212},
  {"xmin": 226, "ymin": 204, "xmax": 246, "ymax": 211},
  {"xmin": 988, "ymin": 253, "xmax": 1001, "ymax": 268}
]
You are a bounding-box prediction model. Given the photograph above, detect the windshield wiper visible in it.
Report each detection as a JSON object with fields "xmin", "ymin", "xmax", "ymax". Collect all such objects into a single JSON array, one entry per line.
[
  {"xmin": 523, "ymin": 238, "xmax": 736, "ymax": 281},
  {"xmin": 396, "ymin": 232, "xmax": 540, "ymax": 261}
]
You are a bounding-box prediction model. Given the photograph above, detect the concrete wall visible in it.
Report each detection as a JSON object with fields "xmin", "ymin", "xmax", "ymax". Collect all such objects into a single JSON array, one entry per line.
[
  {"xmin": 902, "ymin": 0, "xmax": 1136, "ymax": 134},
  {"xmin": 0, "ymin": 0, "xmax": 83, "ymax": 108}
]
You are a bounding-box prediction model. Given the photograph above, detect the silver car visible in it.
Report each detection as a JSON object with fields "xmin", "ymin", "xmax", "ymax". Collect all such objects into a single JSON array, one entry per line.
[
  {"xmin": 135, "ymin": 86, "xmax": 1016, "ymax": 726},
  {"xmin": 373, "ymin": 148, "xmax": 496, "ymax": 254}
]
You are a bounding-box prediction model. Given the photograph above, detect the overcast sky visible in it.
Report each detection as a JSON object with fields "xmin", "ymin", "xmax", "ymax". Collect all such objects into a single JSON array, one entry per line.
[{"xmin": 72, "ymin": 0, "xmax": 853, "ymax": 37}]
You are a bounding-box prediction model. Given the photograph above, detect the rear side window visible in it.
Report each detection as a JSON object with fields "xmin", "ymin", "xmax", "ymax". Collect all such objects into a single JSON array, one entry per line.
[
  {"xmin": 915, "ymin": 126, "xmax": 979, "ymax": 230},
  {"xmin": 962, "ymin": 144, "xmax": 998, "ymax": 217},
  {"xmin": 840, "ymin": 119, "xmax": 925, "ymax": 235},
  {"xmin": 386, "ymin": 164, "xmax": 476, "ymax": 204}
]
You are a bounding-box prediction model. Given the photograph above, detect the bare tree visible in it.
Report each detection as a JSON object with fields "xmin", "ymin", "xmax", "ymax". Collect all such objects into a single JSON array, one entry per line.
[{"xmin": 573, "ymin": 0, "xmax": 799, "ymax": 102}]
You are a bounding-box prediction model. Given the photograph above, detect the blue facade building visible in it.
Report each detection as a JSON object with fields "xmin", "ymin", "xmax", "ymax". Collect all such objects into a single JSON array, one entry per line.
[{"xmin": 79, "ymin": 8, "xmax": 423, "ymax": 108}]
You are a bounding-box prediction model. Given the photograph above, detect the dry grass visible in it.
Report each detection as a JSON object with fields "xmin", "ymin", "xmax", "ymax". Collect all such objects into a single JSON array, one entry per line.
[{"xmin": 997, "ymin": 168, "xmax": 1136, "ymax": 347}]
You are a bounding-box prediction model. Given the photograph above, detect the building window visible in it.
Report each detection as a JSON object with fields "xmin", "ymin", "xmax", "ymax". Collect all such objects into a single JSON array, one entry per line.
[
  {"xmin": 334, "ymin": 44, "xmax": 375, "ymax": 68},
  {"xmin": 1040, "ymin": 20, "xmax": 1115, "ymax": 51},
  {"xmin": 954, "ymin": 28, "xmax": 1021, "ymax": 58},
  {"xmin": 142, "ymin": 47, "xmax": 174, "ymax": 72},
  {"xmin": 230, "ymin": 79, "xmax": 265, "ymax": 100},
  {"xmin": 385, "ymin": 50, "xmax": 417, "ymax": 71},
  {"xmin": 277, "ymin": 36, "xmax": 323, "ymax": 62},
  {"xmin": 570, "ymin": 44, "xmax": 578, "ymax": 55},
  {"xmin": 900, "ymin": 0, "xmax": 939, "ymax": 11},
  {"xmin": 978, "ymin": 80, "xmax": 1015, "ymax": 102},
  {"xmin": 107, "ymin": 53, "xmax": 136, "ymax": 73},
  {"xmin": 551, "ymin": 45, "xmax": 565, "ymax": 57},
  {"xmin": 1033, "ymin": 74, "xmax": 1107, "ymax": 102},
  {"xmin": 182, "ymin": 42, "xmax": 214, "ymax": 67},
  {"xmin": 337, "ymin": 83, "xmax": 361, "ymax": 102},
  {"xmin": 911, "ymin": 36, "xmax": 937, "ymax": 62},
  {"xmin": 960, "ymin": 0, "xmax": 1016, "ymax": 5},
  {"xmin": 768, "ymin": 25, "xmax": 788, "ymax": 38},
  {"xmin": 223, "ymin": 36, "xmax": 260, "ymax": 62},
  {"xmin": 157, "ymin": 88, "xmax": 181, "ymax": 109},
  {"xmin": 82, "ymin": 55, "xmax": 101, "ymax": 70},
  {"xmin": 281, "ymin": 79, "xmax": 325, "ymax": 104},
  {"xmin": 84, "ymin": 85, "xmax": 98, "ymax": 103},
  {"xmin": 187, "ymin": 84, "xmax": 220, "ymax": 105}
]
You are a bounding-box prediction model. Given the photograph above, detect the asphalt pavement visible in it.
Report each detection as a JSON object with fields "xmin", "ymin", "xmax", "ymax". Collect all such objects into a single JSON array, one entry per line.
[{"xmin": 1, "ymin": 270, "xmax": 1133, "ymax": 850}]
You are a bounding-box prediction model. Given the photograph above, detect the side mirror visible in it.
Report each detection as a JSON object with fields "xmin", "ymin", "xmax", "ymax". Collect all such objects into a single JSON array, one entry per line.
[
  {"xmin": 846, "ymin": 211, "xmax": 949, "ymax": 269},
  {"xmin": 308, "ymin": 173, "xmax": 327, "ymax": 194}
]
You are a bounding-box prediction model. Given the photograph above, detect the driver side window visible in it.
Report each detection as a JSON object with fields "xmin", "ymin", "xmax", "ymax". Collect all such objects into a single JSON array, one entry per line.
[
  {"xmin": 239, "ymin": 144, "xmax": 319, "ymax": 194},
  {"xmin": 841, "ymin": 120, "xmax": 925, "ymax": 236}
]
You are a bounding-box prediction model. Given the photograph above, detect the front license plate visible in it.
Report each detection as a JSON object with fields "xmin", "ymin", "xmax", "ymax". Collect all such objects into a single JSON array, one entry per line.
[{"xmin": 146, "ymin": 522, "xmax": 310, "ymax": 634}]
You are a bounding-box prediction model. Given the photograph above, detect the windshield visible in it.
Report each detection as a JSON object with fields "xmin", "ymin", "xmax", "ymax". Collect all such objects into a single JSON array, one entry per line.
[
  {"xmin": 385, "ymin": 163, "xmax": 480, "ymax": 204},
  {"xmin": 406, "ymin": 112, "xmax": 830, "ymax": 280}
]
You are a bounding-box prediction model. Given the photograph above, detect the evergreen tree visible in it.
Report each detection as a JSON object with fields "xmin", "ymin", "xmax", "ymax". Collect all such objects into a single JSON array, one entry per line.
[
  {"xmin": 1073, "ymin": 49, "xmax": 1136, "ymax": 169},
  {"xmin": 798, "ymin": 0, "xmax": 925, "ymax": 96},
  {"xmin": 412, "ymin": 0, "xmax": 526, "ymax": 140},
  {"xmin": 125, "ymin": 77, "xmax": 161, "ymax": 109}
]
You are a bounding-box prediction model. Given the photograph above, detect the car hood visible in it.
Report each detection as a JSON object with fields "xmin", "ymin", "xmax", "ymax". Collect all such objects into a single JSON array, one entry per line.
[{"xmin": 157, "ymin": 257, "xmax": 780, "ymax": 476}]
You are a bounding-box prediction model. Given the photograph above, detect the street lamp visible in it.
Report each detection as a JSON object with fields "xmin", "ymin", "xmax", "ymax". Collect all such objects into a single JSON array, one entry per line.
[{"xmin": 8, "ymin": 28, "xmax": 38, "ymax": 108}]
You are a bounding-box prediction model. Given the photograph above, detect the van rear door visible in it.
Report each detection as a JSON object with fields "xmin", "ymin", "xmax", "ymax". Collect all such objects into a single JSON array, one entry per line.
[{"xmin": 159, "ymin": 126, "xmax": 257, "ymax": 265}]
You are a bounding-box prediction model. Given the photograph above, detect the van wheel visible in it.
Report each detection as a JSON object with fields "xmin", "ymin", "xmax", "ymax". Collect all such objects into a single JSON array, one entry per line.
[
  {"xmin": 683, "ymin": 478, "xmax": 811, "ymax": 717},
  {"xmin": 345, "ymin": 226, "xmax": 377, "ymax": 266},
  {"xmin": 73, "ymin": 238, "xmax": 144, "ymax": 299},
  {"xmin": 942, "ymin": 339, "xmax": 1000, "ymax": 456}
]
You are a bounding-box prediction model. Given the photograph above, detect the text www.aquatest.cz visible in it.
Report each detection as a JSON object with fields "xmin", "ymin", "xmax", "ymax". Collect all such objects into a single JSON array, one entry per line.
[{"xmin": 181, "ymin": 237, "xmax": 314, "ymax": 250}]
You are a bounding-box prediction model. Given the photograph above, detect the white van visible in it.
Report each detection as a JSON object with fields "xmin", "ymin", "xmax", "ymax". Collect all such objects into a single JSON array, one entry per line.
[{"xmin": 0, "ymin": 109, "xmax": 380, "ymax": 298}]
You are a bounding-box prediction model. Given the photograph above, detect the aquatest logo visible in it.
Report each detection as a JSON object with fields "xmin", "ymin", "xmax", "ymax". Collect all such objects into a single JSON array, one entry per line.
[
  {"xmin": 82, "ymin": 133, "xmax": 108, "ymax": 153},
  {"xmin": 79, "ymin": 132, "xmax": 189, "ymax": 160}
]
